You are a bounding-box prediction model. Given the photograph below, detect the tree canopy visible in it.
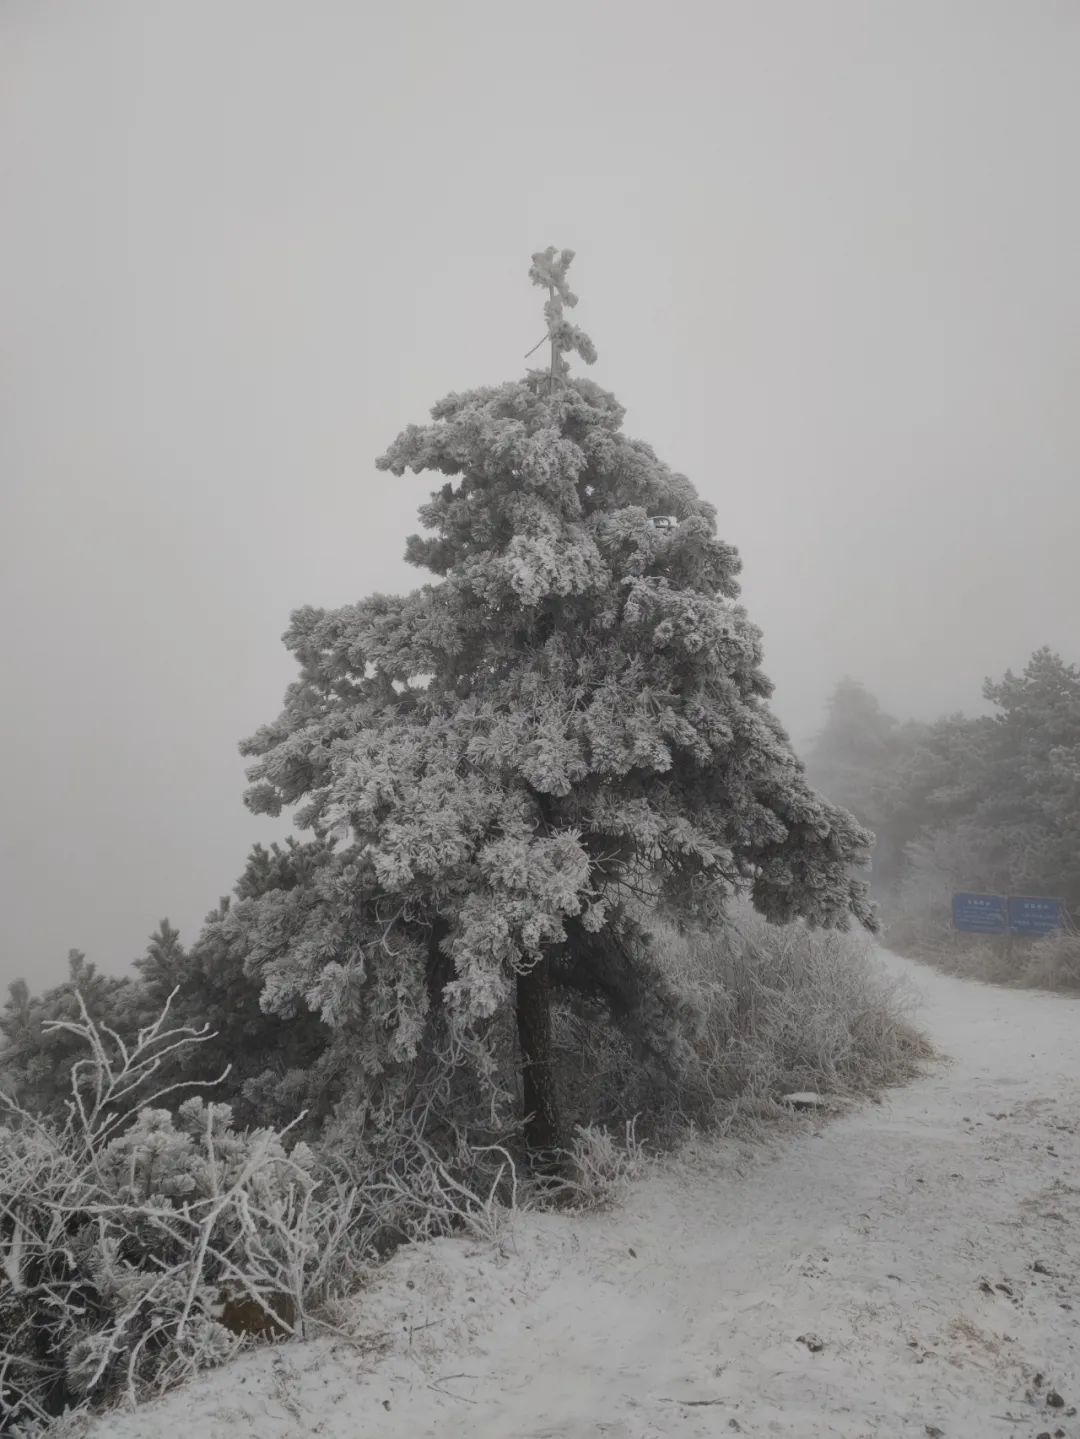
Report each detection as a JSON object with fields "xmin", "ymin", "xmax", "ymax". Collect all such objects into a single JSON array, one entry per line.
[{"xmin": 238, "ymin": 248, "xmax": 874, "ymax": 1153}]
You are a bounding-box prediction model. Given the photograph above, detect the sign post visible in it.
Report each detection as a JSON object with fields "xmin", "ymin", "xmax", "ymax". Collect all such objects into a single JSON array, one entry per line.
[
  {"xmin": 951, "ymin": 893, "xmax": 1008, "ymax": 936},
  {"xmin": 1005, "ymin": 896, "xmax": 1065, "ymax": 938},
  {"xmin": 951, "ymin": 892, "xmax": 1066, "ymax": 951}
]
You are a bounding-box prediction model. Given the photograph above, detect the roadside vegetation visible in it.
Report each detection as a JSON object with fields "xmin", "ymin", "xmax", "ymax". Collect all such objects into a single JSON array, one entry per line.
[{"xmin": 806, "ymin": 655, "xmax": 1080, "ymax": 994}]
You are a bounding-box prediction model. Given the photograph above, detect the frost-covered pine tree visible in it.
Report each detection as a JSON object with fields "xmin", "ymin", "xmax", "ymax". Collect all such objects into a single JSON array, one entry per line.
[{"xmin": 241, "ymin": 248, "xmax": 873, "ymax": 1158}]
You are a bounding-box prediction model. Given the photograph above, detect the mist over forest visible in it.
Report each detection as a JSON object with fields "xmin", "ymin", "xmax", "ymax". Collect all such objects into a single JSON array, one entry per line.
[
  {"xmin": 4, "ymin": 2, "xmax": 1079, "ymax": 992},
  {"xmin": 2, "ymin": 7, "xmax": 1079, "ymax": 1432},
  {"xmin": 806, "ymin": 653, "xmax": 1080, "ymax": 947}
]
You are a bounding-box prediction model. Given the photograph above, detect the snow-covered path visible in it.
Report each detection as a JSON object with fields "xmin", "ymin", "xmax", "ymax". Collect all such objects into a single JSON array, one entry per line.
[{"xmin": 93, "ymin": 954, "xmax": 1080, "ymax": 1438}]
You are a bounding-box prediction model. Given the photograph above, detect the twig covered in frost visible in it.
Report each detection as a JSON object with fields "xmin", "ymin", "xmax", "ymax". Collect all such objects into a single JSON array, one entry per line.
[
  {"xmin": 0, "ymin": 995, "xmax": 322, "ymax": 1430},
  {"xmin": 41, "ymin": 987, "xmax": 230, "ymax": 1152}
]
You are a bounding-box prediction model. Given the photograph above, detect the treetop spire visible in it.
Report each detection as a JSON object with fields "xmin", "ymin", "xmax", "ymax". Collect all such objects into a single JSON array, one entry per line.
[{"xmin": 528, "ymin": 245, "xmax": 597, "ymax": 388}]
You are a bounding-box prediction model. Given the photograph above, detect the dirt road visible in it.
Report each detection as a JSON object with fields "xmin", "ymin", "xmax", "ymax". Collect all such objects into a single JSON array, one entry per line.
[{"xmin": 96, "ymin": 953, "xmax": 1080, "ymax": 1439}]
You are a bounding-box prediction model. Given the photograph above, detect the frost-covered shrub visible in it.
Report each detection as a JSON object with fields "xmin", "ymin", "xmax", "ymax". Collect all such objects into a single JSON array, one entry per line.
[
  {"xmin": 0, "ymin": 953, "xmax": 138, "ymax": 1121},
  {"xmin": 656, "ymin": 909, "xmax": 928, "ymax": 1114},
  {"xmin": 550, "ymin": 907, "xmax": 928, "ymax": 1147},
  {"xmin": 1021, "ymin": 930, "xmax": 1080, "ymax": 991},
  {"xmin": 559, "ymin": 1121, "xmax": 646, "ymax": 1210},
  {"xmin": 0, "ymin": 996, "xmax": 324, "ymax": 1432},
  {"xmin": 0, "ymin": 887, "xmax": 336, "ymax": 1140}
]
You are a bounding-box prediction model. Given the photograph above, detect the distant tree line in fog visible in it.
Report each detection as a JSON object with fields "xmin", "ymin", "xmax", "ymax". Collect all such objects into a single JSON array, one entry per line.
[{"xmin": 805, "ymin": 648, "xmax": 1080, "ymax": 931}]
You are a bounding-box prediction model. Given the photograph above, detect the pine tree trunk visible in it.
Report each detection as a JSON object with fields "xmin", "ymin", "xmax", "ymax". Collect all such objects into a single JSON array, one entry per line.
[
  {"xmin": 516, "ymin": 954, "xmax": 561, "ymax": 1168},
  {"xmin": 424, "ymin": 916, "xmax": 452, "ymax": 1006}
]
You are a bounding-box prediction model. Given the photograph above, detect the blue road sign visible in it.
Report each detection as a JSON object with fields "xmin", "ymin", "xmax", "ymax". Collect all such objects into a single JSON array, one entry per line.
[
  {"xmin": 1006, "ymin": 896, "xmax": 1065, "ymax": 937},
  {"xmin": 952, "ymin": 892, "xmax": 1008, "ymax": 935}
]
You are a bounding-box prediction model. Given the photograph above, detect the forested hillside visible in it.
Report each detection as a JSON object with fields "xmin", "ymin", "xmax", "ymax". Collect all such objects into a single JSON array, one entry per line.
[{"xmin": 806, "ymin": 650, "xmax": 1080, "ymax": 984}]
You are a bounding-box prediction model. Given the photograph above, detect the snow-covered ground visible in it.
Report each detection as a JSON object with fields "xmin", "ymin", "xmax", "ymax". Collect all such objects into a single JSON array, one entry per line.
[{"xmin": 87, "ymin": 952, "xmax": 1080, "ymax": 1438}]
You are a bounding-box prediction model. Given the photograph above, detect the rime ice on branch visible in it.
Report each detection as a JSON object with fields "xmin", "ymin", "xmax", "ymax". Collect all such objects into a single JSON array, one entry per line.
[
  {"xmin": 527, "ymin": 245, "xmax": 598, "ymax": 388},
  {"xmin": 240, "ymin": 248, "xmax": 874, "ymax": 1155}
]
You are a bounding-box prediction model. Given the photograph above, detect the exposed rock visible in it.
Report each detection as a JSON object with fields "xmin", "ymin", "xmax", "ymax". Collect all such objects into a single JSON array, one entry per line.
[{"xmin": 782, "ymin": 1092, "xmax": 828, "ymax": 1111}]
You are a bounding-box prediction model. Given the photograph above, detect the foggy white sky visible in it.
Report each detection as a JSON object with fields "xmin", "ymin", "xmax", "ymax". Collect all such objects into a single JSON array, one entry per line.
[{"xmin": 3, "ymin": 1, "xmax": 1079, "ymax": 992}]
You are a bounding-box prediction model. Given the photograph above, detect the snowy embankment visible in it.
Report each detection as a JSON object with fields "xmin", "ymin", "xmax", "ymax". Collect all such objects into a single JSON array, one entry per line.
[{"xmin": 86, "ymin": 951, "xmax": 1080, "ymax": 1439}]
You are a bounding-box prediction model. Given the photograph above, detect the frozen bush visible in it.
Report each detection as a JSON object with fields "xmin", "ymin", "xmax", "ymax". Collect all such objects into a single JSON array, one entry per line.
[
  {"xmin": 553, "ymin": 906, "xmax": 928, "ymax": 1148},
  {"xmin": 1021, "ymin": 930, "xmax": 1080, "ymax": 990},
  {"xmin": 559, "ymin": 1120, "xmax": 647, "ymax": 1210},
  {"xmin": 0, "ymin": 995, "xmax": 328, "ymax": 1431}
]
